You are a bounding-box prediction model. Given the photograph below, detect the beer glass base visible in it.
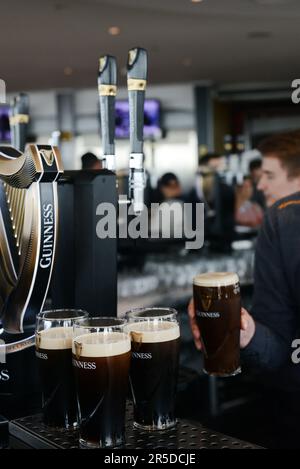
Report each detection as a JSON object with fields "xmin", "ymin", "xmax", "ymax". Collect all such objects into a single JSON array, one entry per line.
[
  {"xmin": 133, "ymin": 420, "xmax": 177, "ymax": 432},
  {"xmin": 79, "ymin": 438, "xmax": 125, "ymax": 449},
  {"xmin": 43, "ymin": 421, "xmax": 78, "ymax": 431},
  {"xmin": 203, "ymin": 366, "xmax": 241, "ymax": 378}
]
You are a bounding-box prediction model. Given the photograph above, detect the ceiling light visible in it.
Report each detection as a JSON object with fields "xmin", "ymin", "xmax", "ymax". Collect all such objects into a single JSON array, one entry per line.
[
  {"xmin": 191, "ymin": 0, "xmax": 203, "ymax": 3},
  {"xmin": 63, "ymin": 66, "xmax": 73, "ymax": 76},
  {"xmin": 182, "ymin": 58, "xmax": 192, "ymax": 67},
  {"xmin": 108, "ymin": 26, "xmax": 121, "ymax": 36}
]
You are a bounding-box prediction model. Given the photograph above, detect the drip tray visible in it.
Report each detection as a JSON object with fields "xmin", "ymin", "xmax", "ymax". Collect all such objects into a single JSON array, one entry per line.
[{"xmin": 9, "ymin": 403, "xmax": 262, "ymax": 450}]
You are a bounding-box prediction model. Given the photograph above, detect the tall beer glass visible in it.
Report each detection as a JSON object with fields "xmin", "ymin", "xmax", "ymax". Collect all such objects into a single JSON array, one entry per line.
[
  {"xmin": 193, "ymin": 272, "xmax": 241, "ymax": 377},
  {"xmin": 73, "ymin": 317, "xmax": 131, "ymax": 448},
  {"xmin": 35, "ymin": 309, "xmax": 88, "ymax": 429},
  {"xmin": 126, "ymin": 308, "xmax": 180, "ymax": 431}
]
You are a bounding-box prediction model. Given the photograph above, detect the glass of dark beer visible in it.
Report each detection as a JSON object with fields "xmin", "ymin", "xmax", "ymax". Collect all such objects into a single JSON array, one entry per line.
[
  {"xmin": 35, "ymin": 309, "xmax": 88, "ymax": 429},
  {"xmin": 193, "ymin": 272, "xmax": 241, "ymax": 377},
  {"xmin": 72, "ymin": 317, "xmax": 131, "ymax": 449},
  {"xmin": 125, "ymin": 307, "xmax": 180, "ymax": 431}
]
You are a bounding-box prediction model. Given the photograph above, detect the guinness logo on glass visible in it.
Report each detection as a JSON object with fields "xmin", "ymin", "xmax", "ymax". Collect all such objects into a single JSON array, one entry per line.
[
  {"xmin": 130, "ymin": 331, "xmax": 143, "ymax": 344},
  {"xmin": 74, "ymin": 340, "xmax": 82, "ymax": 360},
  {"xmin": 36, "ymin": 332, "xmax": 41, "ymax": 350},
  {"xmin": 132, "ymin": 352, "xmax": 152, "ymax": 359},
  {"xmin": 40, "ymin": 149, "xmax": 55, "ymax": 166},
  {"xmin": 201, "ymin": 295, "xmax": 212, "ymax": 312},
  {"xmin": 196, "ymin": 310, "xmax": 221, "ymax": 319},
  {"xmin": 36, "ymin": 351, "xmax": 48, "ymax": 360},
  {"xmin": 0, "ymin": 370, "xmax": 9, "ymax": 381}
]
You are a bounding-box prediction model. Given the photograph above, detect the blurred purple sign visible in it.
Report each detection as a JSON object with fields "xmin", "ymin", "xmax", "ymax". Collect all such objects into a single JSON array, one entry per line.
[
  {"xmin": 0, "ymin": 106, "xmax": 10, "ymax": 143},
  {"xmin": 115, "ymin": 99, "xmax": 162, "ymax": 139}
]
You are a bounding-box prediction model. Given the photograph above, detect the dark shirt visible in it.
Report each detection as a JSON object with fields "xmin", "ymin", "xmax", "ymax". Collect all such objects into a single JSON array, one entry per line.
[{"xmin": 242, "ymin": 192, "xmax": 300, "ymax": 388}]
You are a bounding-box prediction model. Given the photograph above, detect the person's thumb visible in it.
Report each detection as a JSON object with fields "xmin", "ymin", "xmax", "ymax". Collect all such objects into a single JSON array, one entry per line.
[{"xmin": 241, "ymin": 308, "xmax": 249, "ymax": 331}]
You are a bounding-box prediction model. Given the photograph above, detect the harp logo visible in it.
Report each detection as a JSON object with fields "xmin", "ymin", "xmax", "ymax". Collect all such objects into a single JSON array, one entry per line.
[
  {"xmin": 0, "ymin": 79, "xmax": 6, "ymax": 103},
  {"xmin": 40, "ymin": 149, "xmax": 55, "ymax": 166}
]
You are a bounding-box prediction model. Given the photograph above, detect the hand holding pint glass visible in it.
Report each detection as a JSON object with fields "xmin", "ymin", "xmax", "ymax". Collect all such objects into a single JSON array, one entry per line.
[
  {"xmin": 193, "ymin": 272, "xmax": 242, "ymax": 377},
  {"xmin": 125, "ymin": 308, "xmax": 180, "ymax": 431},
  {"xmin": 72, "ymin": 317, "xmax": 131, "ymax": 449},
  {"xmin": 35, "ymin": 309, "xmax": 88, "ymax": 429}
]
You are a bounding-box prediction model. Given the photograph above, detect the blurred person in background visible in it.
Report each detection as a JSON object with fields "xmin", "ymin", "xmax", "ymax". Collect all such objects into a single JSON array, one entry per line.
[
  {"xmin": 151, "ymin": 172, "xmax": 183, "ymax": 204},
  {"xmin": 249, "ymin": 158, "xmax": 263, "ymax": 185},
  {"xmin": 249, "ymin": 158, "xmax": 265, "ymax": 209},
  {"xmin": 186, "ymin": 153, "xmax": 224, "ymax": 207},
  {"xmin": 150, "ymin": 172, "xmax": 184, "ymax": 238},
  {"xmin": 188, "ymin": 130, "xmax": 300, "ymax": 448},
  {"xmin": 185, "ymin": 153, "xmax": 234, "ymax": 240},
  {"xmin": 235, "ymin": 176, "xmax": 264, "ymax": 228},
  {"xmin": 199, "ymin": 152, "xmax": 226, "ymax": 172},
  {"xmin": 81, "ymin": 152, "xmax": 102, "ymax": 170}
]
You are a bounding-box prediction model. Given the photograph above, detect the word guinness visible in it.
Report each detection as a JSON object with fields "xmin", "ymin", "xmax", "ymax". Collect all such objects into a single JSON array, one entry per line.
[
  {"xmin": 196, "ymin": 311, "xmax": 220, "ymax": 319},
  {"xmin": 132, "ymin": 352, "xmax": 152, "ymax": 359},
  {"xmin": 39, "ymin": 203, "xmax": 54, "ymax": 269},
  {"xmin": 72, "ymin": 359, "xmax": 96, "ymax": 370},
  {"xmin": 0, "ymin": 369, "xmax": 9, "ymax": 381}
]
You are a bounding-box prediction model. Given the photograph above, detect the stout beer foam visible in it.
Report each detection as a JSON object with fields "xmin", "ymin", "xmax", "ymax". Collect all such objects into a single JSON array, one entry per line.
[
  {"xmin": 193, "ymin": 272, "xmax": 239, "ymax": 288},
  {"xmin": 72, "ymin": 332, "xmax": 131, "ymax": 358},
  {"xmin": 125, "ymin": 321, "xmax": 180, "ymax": 343},
  {"xmin": 37, "ymin": 326, "xmax": 73, "ymax": 350}
]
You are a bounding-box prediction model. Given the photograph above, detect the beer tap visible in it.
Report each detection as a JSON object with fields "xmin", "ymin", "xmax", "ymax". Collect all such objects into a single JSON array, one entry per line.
[
  {"xmin": 98, "ymin": 55, "xmax": 117, "ymax": 171},
  {"xmin": 127, "ymin": 47, "xmax": 148, "ymax": 215}
]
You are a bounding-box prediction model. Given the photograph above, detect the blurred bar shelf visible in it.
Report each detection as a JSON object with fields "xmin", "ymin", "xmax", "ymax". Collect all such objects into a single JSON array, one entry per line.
[{"xmin": 118, "ymin": 242, "xmax": 255, "ymax": 313}]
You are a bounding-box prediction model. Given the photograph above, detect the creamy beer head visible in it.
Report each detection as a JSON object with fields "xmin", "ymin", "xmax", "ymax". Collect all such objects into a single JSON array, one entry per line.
[
  {"xmin": 72, "ymin": 332, "xmax": 131, "ymax": 358},
  {"xmin": 193, "ymin": 272, "xmax": 239, "ymax": 288},
  {"xmin": 126, "ymin": 321, "xmax": 180, "ymax": 343},
  {"xmin": 36, "ymin": 326, "xmax": 73, "ymax": 350}
]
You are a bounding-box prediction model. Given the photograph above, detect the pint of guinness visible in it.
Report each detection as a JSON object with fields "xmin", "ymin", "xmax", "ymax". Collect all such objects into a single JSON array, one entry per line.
[
  {"xmin": 72, "ymin": 318, "xmax": 131, "ymax": 448},
  {"xmin": 126, "ymin": 308, "xmax": 180, "ymax": 431},
  {"xmin": 193, "ymin": 272, "xmax": 241, "ymax": 377},
  {"xmin": 35, "ymin": 309, "xmax": 88, "ymax": 428}
]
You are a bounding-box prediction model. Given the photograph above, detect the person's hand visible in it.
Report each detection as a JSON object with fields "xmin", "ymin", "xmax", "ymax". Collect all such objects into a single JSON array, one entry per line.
[
  {"xmin": 188, "ymin": 298, "xmax": 202, "ymax": 350},
  {"xmin": 188, "ymin": 299, "xmax": 256, "ymax": 350},
  {"xmin": 240, "ymin": 307, "xmax": 256, "ymax": 349}
]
